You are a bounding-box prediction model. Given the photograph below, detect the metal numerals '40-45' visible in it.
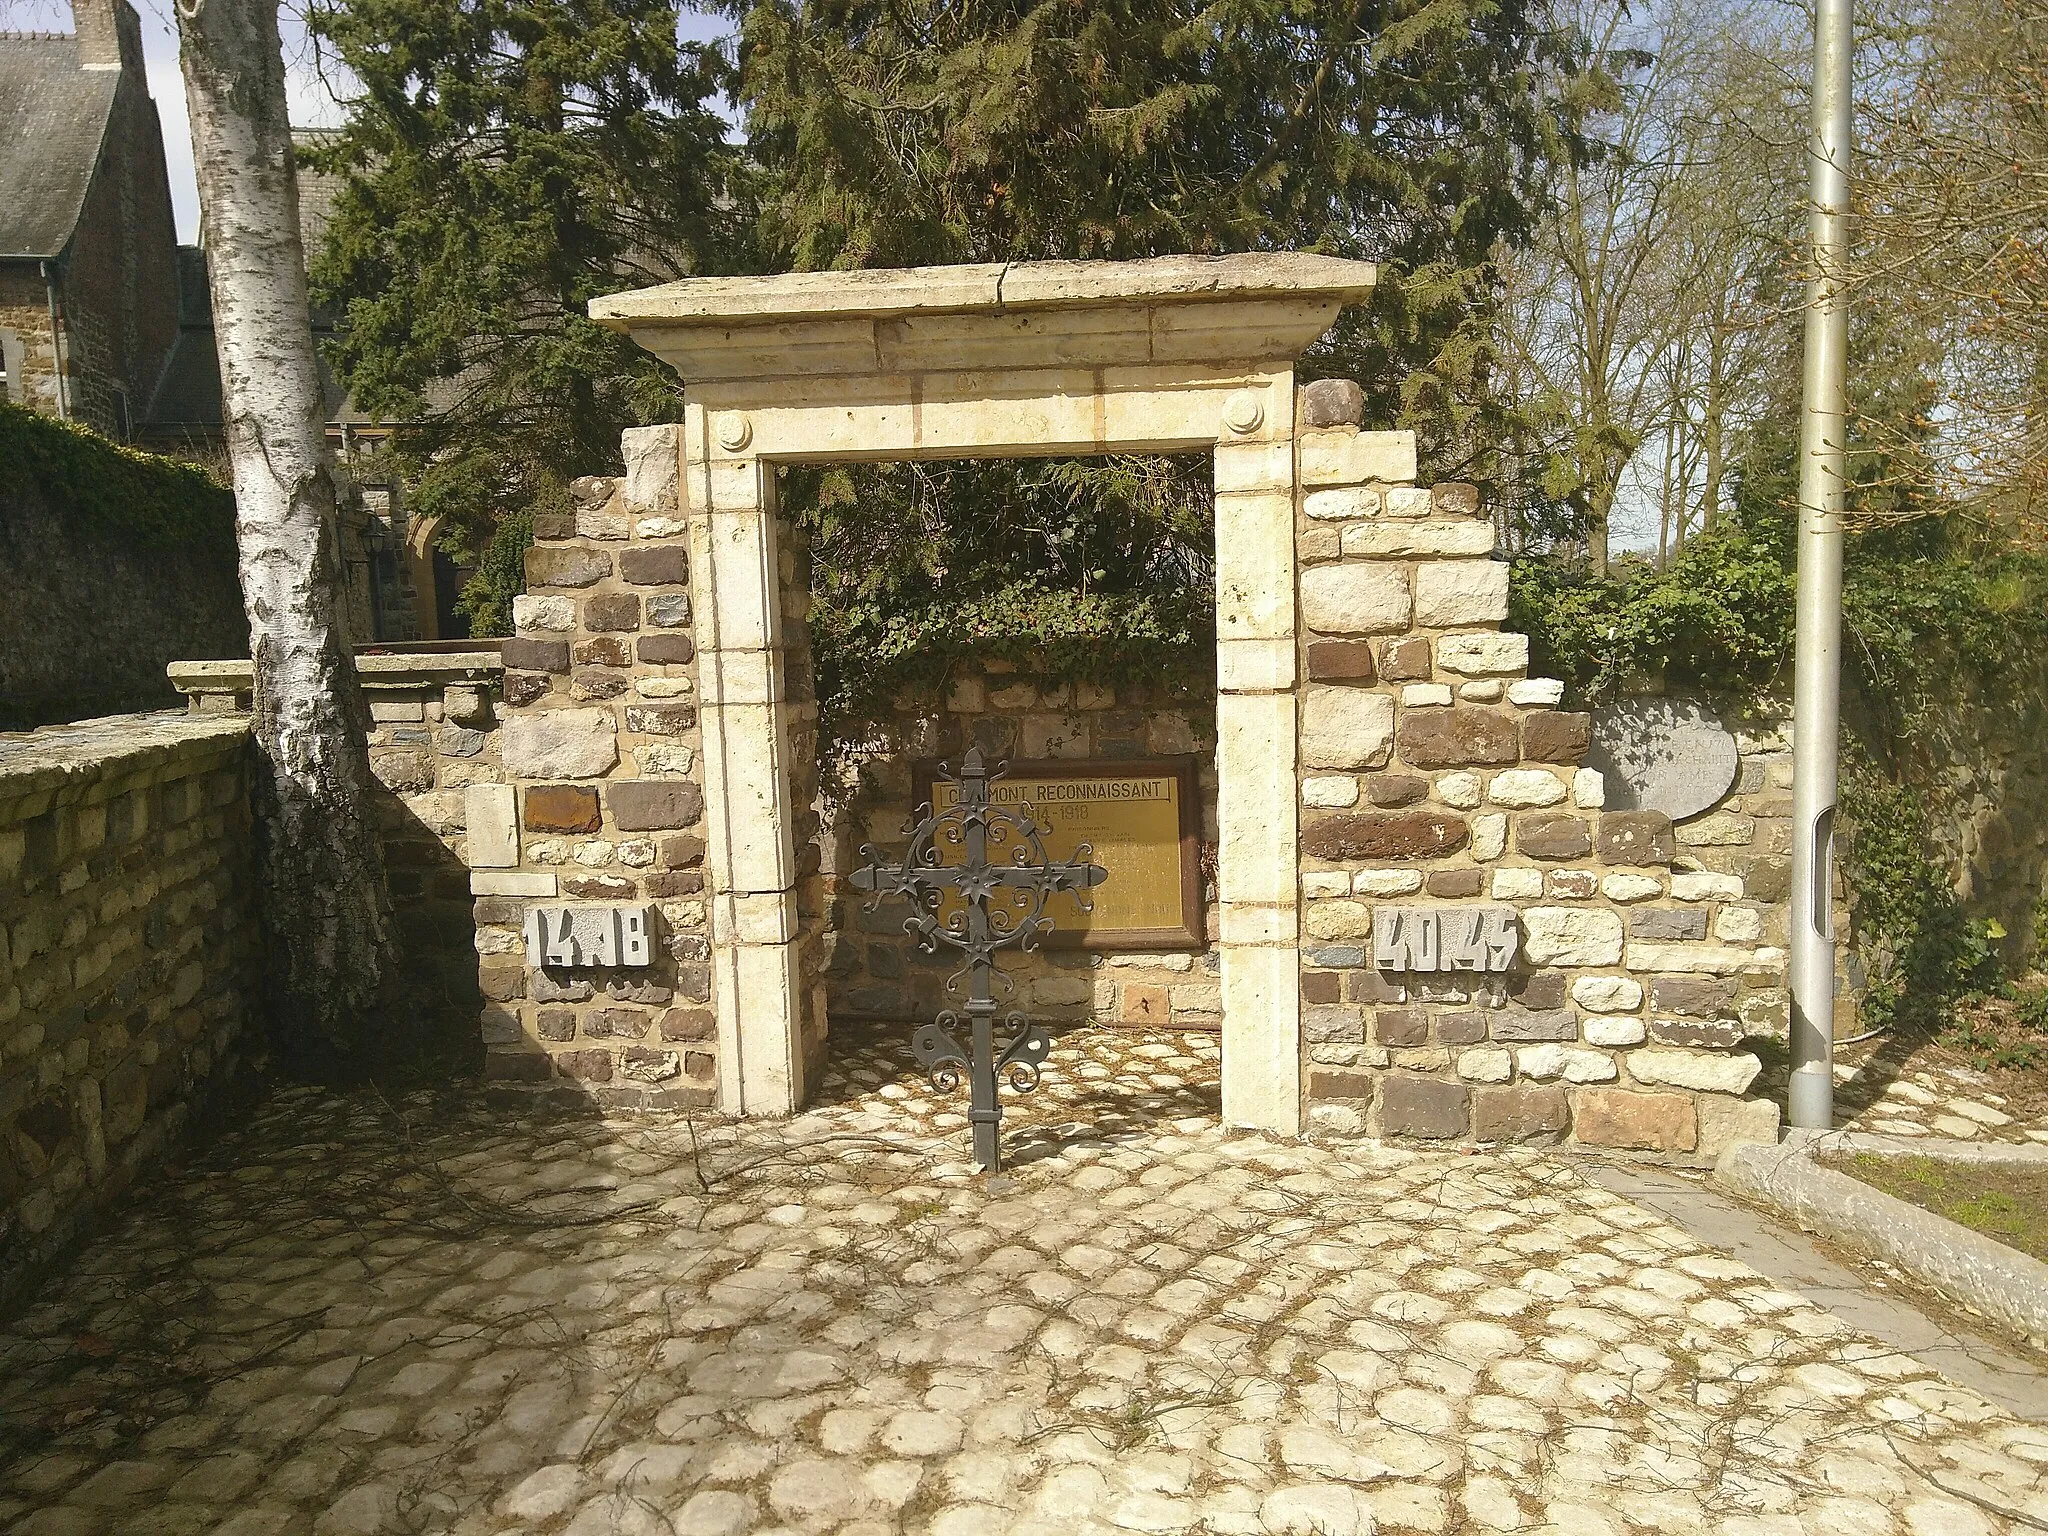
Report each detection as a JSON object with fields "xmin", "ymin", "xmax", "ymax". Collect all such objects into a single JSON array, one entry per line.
[{"xmin": 850, "ymin": 747, "xmax": 1107, "ymax": 1171}]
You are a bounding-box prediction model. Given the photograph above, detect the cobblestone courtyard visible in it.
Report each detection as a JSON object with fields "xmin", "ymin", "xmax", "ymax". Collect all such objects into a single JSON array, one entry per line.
[{"xmin": 3, "ymin": 1024, "xmax": 2045, "ymax": 1536}]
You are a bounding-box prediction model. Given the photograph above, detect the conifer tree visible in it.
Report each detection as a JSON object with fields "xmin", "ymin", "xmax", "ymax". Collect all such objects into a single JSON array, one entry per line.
[
  {"xmin": 725, "ymin": 0, "xmax": 1590, "ymax": 429},
  {"xmin": 304, "ymin": 0, "xmax": 742, "ymax": 593}
]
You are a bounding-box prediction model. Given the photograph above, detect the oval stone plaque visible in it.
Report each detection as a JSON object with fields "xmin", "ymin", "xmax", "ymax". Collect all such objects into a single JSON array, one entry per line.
[{"xmin": 1587, "ymin": 697, "xmax": 1740, "ymax": 822}]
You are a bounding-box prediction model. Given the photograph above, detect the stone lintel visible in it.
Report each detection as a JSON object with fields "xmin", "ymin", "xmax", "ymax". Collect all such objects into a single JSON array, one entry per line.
[{"xmin": 593, "ymin": 255, "xmax": 1377, "ymax": 385}]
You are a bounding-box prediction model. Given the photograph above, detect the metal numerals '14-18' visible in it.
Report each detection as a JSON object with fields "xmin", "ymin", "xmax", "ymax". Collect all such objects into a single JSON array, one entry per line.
[{"xmin": 850, "ymin": 747, "xmax": 1108, "ymax": 1171}]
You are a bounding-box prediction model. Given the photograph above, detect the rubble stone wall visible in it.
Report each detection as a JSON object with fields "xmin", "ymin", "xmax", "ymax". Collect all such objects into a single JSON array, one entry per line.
[
  {"xmin": 0, "ymin": 712, "xmax": 257, "ymax": 1312},
  {"xmin": 1290, "ymin": 394, "xmax": 1784, "ymax": 1163},
  {"xmin": 173, "ymin": 650, "xmax": 507, "ymax": 1039},
  {"xmin": 0, "ymin": 439, "xmax": 246, "ymax": 728},
  {"xmin": 821, "ymin": 673, "xmax": 1222, "ymax": 1031},
  {"xmin": 486, "ymin": 429, "xmax": 716, "ymax": 1105}
]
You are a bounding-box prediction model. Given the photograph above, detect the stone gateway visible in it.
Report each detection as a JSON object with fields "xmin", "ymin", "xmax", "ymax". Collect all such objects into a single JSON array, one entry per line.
[{"xmin": 407, "ymin": 251, "xmax": 1797, "ymax": 1164}]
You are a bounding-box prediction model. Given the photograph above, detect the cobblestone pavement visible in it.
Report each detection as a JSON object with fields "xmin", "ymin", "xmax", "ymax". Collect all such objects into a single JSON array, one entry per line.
[
  {"xmin": 1832, "ymin": 1054, "xmax": 2048, "ymax": 1146},
  {"xmin": 3, "ymin": 1022, "xmax": 2046, "ymax": 1536}
]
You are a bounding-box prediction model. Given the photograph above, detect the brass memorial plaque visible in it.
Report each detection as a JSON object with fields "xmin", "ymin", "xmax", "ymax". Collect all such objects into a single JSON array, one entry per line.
[{"xmin": 916, "ymin": 756, "xmax": 1205, "ymax": 950}]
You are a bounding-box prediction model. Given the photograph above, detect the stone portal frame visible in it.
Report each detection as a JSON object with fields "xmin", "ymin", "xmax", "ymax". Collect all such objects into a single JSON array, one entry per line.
[{"xmin": 594, "ymin": 255, "xmax": 1381, "ymax": 1132}]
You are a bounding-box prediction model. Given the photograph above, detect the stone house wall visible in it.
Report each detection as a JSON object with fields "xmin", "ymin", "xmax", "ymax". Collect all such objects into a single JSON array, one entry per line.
[
  {"xmin": 1, "ymin": 0, "xmax": 183, "ymax": 439},
  {"xmin": 0, "ymin": 712, "xmax": 258, "ymax": 1313},
  {"xmin": 0, "ymin": 272, "xmax": 63, "ymax": 417},
  {"xmin": 1288, "ymin": 396, "xmax": 1784, "ymax": 1164},
  {"xmin": 821, "ymin": 672, "xmax": 1222, "ymax": 1030}
]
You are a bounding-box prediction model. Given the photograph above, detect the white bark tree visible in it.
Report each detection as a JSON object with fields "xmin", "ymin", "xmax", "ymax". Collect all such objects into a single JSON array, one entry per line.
[{"xmin": 175, "ymin": 0, "xmax": 397, "ymax": 1057}]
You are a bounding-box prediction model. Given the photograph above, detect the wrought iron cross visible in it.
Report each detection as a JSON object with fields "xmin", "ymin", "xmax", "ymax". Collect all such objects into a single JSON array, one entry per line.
[{"xmin": 850, "ymin": 746, "xmax": 1108, "ymax": 1170}]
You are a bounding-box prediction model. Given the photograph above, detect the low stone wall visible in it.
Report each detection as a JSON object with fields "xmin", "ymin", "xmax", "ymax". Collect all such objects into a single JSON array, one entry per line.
[
  {"xmin": 0, "ymin": 712, "xmax": 258, "ymax": 1312},
  {"xmin": 821, "ymin": 672, "xmax": 1222, "ymax": 1030},
  {"xmin": 1288, "ymin": 397, "xmax": 1783, "ymax": 1163},
  {"xmin": 173, "ymin": 649, "xmax": 509, "ymax": 1039}
]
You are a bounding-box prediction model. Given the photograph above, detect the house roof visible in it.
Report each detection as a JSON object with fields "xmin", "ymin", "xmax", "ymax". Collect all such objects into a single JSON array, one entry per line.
[{"xmin": 0, "ymin": 34, "xmax": 119, "ymax": 261}]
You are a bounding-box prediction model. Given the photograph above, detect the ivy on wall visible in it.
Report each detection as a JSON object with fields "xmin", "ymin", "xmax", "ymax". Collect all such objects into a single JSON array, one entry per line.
[
  {"xmin": 0, "ymin": 402, "xmax": 236, "ymax": 550},
  {"xmin": 1510, "ymin": 501, "xmax": 2048, "ymax": 1025}
]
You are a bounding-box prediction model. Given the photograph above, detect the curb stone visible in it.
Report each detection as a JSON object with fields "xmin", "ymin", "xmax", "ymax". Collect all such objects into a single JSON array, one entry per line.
[{"xmin": 1716, "ymin": 1127, "xmax": 2048, "ymax": 1347}]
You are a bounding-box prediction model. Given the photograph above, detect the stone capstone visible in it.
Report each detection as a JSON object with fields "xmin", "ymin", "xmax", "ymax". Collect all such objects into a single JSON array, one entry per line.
[
  {"xmin": 1299, "ymin": 378, "xmax": 1366, "ymax": 428},
  {"xmin": 1302, "ymin": 811, "xmax": 1470, "ymax": 862},
  {"xmin": 1412, "ymin": 560, "xmax": 1509, "ymax": 626},
  {"xmin": 1435, "ymin": 633, "xmax": 1528, "ymax": 676},
  {"xmin": 1299, "ymin": 689, "xmax": 1396, "ymax": 769},
  {"xmin": 623, "ymin": 423, "xmax": 680, "ymax": 517},
  {"xmin": 1396, "ymin": 708, "xmax": 1519, "ymax": 768},
  {"xmin": 500, "ymin": 709, "xmax": 620, "ymax": 780}
]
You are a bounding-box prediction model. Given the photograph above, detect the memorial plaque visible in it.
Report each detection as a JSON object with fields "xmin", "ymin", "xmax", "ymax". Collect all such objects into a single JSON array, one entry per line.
[
  {"xmin": 1372, "ymin": 906, "xmax": 1520, "ymax": 973},
  {"xmin": 915, "ymin": 756, "xmax": 1203, "ymax": 949},
  {"xmin": 1588, "ymin": 697, "xmax": 1740, "ymax": 821},
  {"xmin": 524, "ymin": 904, "xmax": 655, "ymax": 968}
]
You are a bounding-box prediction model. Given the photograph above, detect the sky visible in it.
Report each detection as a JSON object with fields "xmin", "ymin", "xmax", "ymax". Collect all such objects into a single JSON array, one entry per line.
[{"xmin": 11, "ymin": 0, "xmax": 732, "ymax": 243}]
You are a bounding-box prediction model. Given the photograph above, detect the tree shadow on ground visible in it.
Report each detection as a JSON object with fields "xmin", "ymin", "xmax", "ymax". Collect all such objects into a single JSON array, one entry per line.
[{"xmin": 812, "ymin": 1015, "xmax": 1222, "ymax": 1169}]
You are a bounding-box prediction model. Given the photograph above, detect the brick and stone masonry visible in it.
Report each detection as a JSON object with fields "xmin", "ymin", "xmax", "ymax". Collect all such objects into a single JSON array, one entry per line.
[
  {"xmin": 477, "ymin": 427, "xmax": 725, "ymax": 1105},
  {"xmin": 1288, "ymin": 379, "xmax": 1784, "ymax": 1162},
  {"xmin": 0, "ymin": 712, "xmax": 258, "ymax": 1312}
]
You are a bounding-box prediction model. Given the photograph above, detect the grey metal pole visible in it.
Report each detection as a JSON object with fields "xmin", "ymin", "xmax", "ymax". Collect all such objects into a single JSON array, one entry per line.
[{"xmin": 1788, "ymin": 0, "xmax": 1855, "ymax": 1131}]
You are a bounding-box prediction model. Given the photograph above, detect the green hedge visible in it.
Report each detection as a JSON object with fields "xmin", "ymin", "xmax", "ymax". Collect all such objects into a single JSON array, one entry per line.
[{"xmin": 0, "ymin": 401, "xmax": 236, "ymax": 549}]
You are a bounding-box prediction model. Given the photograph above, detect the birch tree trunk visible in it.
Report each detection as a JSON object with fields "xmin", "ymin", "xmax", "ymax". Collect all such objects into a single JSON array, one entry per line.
[{"xmin": 176, "ymin": 0, "xmax": 397, "ymax": 1058}]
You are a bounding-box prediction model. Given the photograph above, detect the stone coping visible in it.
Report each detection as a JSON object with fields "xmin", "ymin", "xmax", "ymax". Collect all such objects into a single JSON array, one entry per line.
[
  {"xmin": 169, "ymin": 650, "xmax": 506, "ymax": 699},
  {"xmin": 0, "ymin": 711, "xmax": 251, "ymax": 820},
  {"xmin": 590, "ymin": 253, "xmax": 1379, "ymax": 328},
  {"xmin": 1719, "ymin": 1128, "xmax": 2048, "ymax": 1346}
]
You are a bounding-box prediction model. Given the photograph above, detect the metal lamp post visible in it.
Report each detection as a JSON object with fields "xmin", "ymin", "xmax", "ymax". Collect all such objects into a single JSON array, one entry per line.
[{"xmin": 1788, "ymin": 0, "xmax": 1856, "ymax": 1131}]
